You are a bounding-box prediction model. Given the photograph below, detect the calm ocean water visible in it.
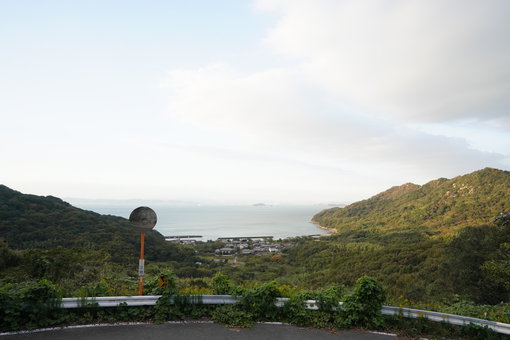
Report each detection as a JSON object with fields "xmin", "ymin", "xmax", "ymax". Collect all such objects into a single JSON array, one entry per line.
[{"xmin": 73, "ymin": 204, "xmax": 331, "ymax": 241}]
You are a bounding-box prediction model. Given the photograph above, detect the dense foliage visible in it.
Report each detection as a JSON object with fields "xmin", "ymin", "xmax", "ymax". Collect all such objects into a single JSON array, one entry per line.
[
  {"xmin": 286, "ymin": 168, "xmax": 510, "ymax": 303},
  {"xmin": 1, "ymin": 168, "xmax": 509, "ymax": 337},
  {"xmin": 0, "ymin": 185, "xmax": 196, "ymax": 263},
  {"xmin": 0, "ymin": 279, "xmax": 62, "ymax": 331},
  {"xmin": 1, "ymin": 276, "xmax": 507, "ymax": 340},
  {"xmin": 267, "ymin": 217, "xmax": 509, "ymax": 303},
  {"xmin": 0, "ymin": 185, "xmax": 202, "ymax": 296},
  {"xmin": 313, "ymin": 167, "xmax": 510, "ymax": 234}
]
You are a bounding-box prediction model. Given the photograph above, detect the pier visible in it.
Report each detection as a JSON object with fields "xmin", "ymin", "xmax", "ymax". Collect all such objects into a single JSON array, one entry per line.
[
  {"xmin": 217, "ymin": 236, "xmax": 273, "ymax": 241},
  {"xmin": 164, "ymin": 235, "xmax": 202, "ymax": 242}
]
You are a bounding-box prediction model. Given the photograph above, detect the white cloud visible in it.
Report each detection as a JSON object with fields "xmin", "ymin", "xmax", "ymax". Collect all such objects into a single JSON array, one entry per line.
[
  {"xmin": 4, "ymin": 0, "xmax": 508, "ymax": 204},
  {"xmin": 163, "ymin": 62, "xmax": 505, "ymax": 189},
  {"xmin": 157, "ymin": 1, "xmax": 510, "ymax": 202},
  {"xmin": 257, "ymin": 0, "xmax": 510, "ymax": 123}
]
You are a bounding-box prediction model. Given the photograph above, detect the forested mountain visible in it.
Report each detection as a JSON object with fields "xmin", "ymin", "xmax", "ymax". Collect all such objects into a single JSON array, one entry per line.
[
  {"xmin": 313, "ymin": 167, "xmax": 510, "ymax": 234},
  {"xmin": 0, "ymin": 185, "xmax": 195, "ymax": 263},
  {"xmin": 274, "ymin": 168, "xmax": 509, "ymax": 304},
  {"xmin": 1, "ymin": 169, "xmax": 509, "ymax": 304}
]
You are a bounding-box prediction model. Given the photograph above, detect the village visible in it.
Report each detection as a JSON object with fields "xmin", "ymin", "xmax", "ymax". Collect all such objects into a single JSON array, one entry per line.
[
  {"xmin": 214, "ymin": 236, "xmax": 288, "ymax": 256},
  {"xmin": 165, "ymin": 234, "xmax": 322, "ymax": 258}
]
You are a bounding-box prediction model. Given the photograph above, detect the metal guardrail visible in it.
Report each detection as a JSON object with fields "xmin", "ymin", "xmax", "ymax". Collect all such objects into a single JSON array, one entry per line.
[
  {"xmin": 61, "ymin": 296, "xmax": 323, "ymax": 309},
  {"xmin": 61, "ymin": 296, "xmax": 162, "ymax": 308},
  {"xmin": 381, "ymin": 305, "xmax": 510, "ymax": 335},
  {"xmin": 61, "ymin": 295, "xmax": 240, "ymax": 308},
  {"xmin": 60, "ymin": 295, "xmax": 510, "ymax": 335}
]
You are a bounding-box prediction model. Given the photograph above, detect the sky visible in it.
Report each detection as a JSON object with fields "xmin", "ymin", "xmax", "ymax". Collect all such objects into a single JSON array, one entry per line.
[{"xmin": 1, "ymin": 0, "xmax": 509, "ymax": 205}]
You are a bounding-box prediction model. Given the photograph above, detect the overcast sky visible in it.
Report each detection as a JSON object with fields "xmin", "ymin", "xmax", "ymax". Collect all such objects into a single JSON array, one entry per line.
[{"xmin": 1, "ymin": 0, "xmax": 509, "ymax": 204}]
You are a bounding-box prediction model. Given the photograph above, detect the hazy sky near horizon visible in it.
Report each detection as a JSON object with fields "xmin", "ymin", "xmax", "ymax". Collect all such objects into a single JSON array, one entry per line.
[{"xmin": 1, "ymin": 0, "xmax": 509, "ymax": 204}]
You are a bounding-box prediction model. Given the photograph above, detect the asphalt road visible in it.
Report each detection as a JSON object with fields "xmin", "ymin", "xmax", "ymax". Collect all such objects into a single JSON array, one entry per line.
[{"xmin": 1, "ymin": 322, "xmax": 403, "ymax": 340}]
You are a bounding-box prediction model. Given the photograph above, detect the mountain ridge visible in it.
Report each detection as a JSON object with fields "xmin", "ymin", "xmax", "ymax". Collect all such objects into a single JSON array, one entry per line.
[
  {"xmin": 0, "ymin": 184, "xmax": 195, "ymax": 263},
  {"xmin": 312, "ymin": 167, "xmax": 510, "ymax": 234}
]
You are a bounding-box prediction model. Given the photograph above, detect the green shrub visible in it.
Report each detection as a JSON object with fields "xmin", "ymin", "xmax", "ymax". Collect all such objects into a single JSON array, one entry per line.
[
  {"xmin": 0, "ymin": 280, "xmax": 63, "ymax": 331},
  {"xmin": 212, "ymin": 305, "xmax": 254, "ymax": 327},
  {"xmin": 76, "ymin": 280, "xmax": 113, "ymax": 297},
  {"xmin": 317, "ymin": 284, "xmax": 345, "ymax": 311},
  {"xmin": 343, "ymin": 276, "xmax": 385, "ymax": 327},
  {"xmin": 282, "ymin": 297, "xmax": 312, "ymax": 326},
  {"xmin": 211, "ymin": 272, "xmax": 236, "ymax": 295},
  {"xmin": 114, "ymin": 303, "xmax": 154, "ymax": 322},
  {"xmin": 146, "ymin": 269, "xmax": 178, "ymax": 295},
  {"xmin": 281, "ymin": 284, "xmax": 347, "ymax": 328},
  {"xmin": 152, "ymin": 269, "xmax": 206, "ymax": 323},
  {"xmin": 154, "ymin": 286, "xmax": 180, "ymax": 323},
  {"xmin": 239, "ymin": 281, "xmax": 281, "ymax": 320}
]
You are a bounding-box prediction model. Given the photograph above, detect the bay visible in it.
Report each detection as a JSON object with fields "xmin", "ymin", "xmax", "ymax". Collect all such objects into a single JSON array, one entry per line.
[{"xmin": 72, "ymin": 204, "xmax": 331, "ymax": 241}]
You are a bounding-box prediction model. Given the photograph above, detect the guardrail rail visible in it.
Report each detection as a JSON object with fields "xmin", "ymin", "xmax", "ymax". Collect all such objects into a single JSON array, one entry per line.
[{"xmin": 60, "ymin": 295, "xmax": 510, "ymax": 335}]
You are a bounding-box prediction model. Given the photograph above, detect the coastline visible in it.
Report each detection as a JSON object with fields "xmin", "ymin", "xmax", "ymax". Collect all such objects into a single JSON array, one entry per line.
[{"xmin": 311, "ymin": 221, "xmax": 337, "ymax": 236}]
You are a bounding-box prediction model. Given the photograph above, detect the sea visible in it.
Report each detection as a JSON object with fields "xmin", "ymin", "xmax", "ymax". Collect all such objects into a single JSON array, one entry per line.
[{"xmin": 70, "ymin": 204, "xmax": 332, "ymax": 241}]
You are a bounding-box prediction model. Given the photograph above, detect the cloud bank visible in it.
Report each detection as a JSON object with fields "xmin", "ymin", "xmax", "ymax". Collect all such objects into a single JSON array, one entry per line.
[
  {"xmin": 258, "ymin": 0, "xmax": 510, "ymax": 124},
  {"xmin": 159, "ymin": 0, "xmax": 509, "ymax": 202},
  {"xmin": 2, "ymin": 0, "xmax": 508, "ymax": 203}
]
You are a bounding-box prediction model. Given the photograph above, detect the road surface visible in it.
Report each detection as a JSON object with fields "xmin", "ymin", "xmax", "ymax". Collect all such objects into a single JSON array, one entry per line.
[{"xmin": 1, "ymin": 322, "xmax": 403, "ymax": 340}]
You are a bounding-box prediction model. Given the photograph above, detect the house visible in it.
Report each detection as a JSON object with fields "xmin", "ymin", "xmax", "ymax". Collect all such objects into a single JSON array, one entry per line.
[{"xmin": 215, "ymin": 247, "xmax": 235, "ymax": 256}]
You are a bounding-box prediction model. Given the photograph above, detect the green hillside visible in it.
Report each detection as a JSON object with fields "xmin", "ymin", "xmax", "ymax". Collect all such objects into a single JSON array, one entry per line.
[
  {"xmin": 1, "ymin": 169, "xmax": 509, "ymax": 304},
  {"xmin": 0, "ymin": 185, "xmax": 195, "ymax": 263},
  {"xmin": 183, "ymin": 168, "xmax": 509, "ymax": 304},
  {"xmin": 313, "ymin": 167, "xmax": 510, "ymax": 234},
  {"xmin": 249, "ymin": 168, "xmax": 510, "ymax": 304}
]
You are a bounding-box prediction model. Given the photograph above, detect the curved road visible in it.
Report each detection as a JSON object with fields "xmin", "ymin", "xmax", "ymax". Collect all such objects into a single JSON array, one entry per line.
[{"xmin": 1, "ymin": 322, "xmax": 403, "ymax": 340}]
